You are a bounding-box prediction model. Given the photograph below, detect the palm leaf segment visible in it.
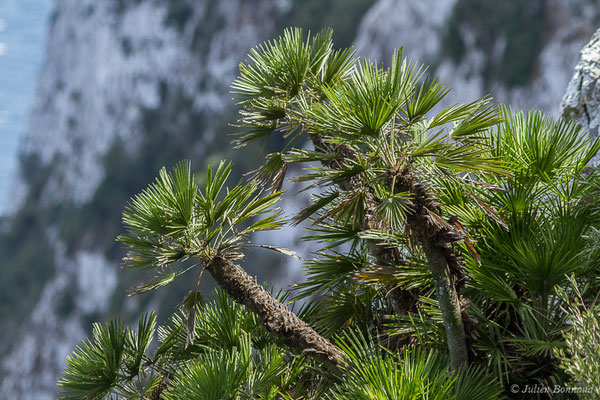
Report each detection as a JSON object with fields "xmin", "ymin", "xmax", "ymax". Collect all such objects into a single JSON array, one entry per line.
[{"xmin": 117, "ymin": 160, "xmax": 284, "ymax": 294}]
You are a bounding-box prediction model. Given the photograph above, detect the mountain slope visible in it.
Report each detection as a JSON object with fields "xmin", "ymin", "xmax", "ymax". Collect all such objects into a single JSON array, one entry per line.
[{"xmin": 0, "ymin": 0, "xmax": 287, "ymax": 397}]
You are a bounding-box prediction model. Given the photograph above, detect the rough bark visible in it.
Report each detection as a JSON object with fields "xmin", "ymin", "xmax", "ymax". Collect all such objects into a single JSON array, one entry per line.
[
  {"xmin": 421, "ymin": 241, "xmax": 469, "ymax": 369},
  {"xmin": 205, "ymin": 255, "xmax": 345, "ymax": 367}
]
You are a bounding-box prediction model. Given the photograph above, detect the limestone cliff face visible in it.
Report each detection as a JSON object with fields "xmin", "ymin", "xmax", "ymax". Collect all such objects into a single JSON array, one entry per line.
[
  {"xmin": 354, "ymin": 0, "xmax": 599, "ymax": 116},
  {"xmin": 562, "ymin": 27, "xmax": 600, "ymax": 142},
  {"xmin": 0, "ymin": 0, "xmax": 286, "ymax": 398},
  {"xmin": 15, "ymin": 0, "xmax": 285, "ymax": 208}
]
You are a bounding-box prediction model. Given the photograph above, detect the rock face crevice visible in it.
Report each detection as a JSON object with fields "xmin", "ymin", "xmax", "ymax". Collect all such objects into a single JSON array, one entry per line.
[{"xmin": 561, "ymin": 27, "xmax": 600, "ymax": 143}]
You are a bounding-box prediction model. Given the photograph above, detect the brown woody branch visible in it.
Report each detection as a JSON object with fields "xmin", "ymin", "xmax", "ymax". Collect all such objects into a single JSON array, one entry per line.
[
  {"xmin": 393, "ymin": 168, "xmax": 469, "ymax": 369},
  {"xmin": 206, "ymin": 255, "xmax": 345, "ymax": 367},
  {"xmin": 152, "ymin": 255, "xmax": 346, "ymax": 399}
]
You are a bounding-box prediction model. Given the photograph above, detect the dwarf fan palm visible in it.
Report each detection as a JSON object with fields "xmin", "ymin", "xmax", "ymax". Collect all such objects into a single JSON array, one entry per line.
[
  {"xmin": 58, "ymin": 27, "xmax": 600, "ymax": 399},
  {"xmin": 233, "ymin": 27, "xmax": 508, "ymax": 369}
]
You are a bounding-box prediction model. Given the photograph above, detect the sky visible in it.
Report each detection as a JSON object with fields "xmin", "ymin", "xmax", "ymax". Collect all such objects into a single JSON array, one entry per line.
[{"xmin": 0, "ymin": 0, "xmax": 53, "ymax": 214}]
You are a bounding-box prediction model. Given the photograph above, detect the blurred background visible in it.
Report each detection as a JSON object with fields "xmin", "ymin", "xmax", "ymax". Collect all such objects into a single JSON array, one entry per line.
[{"xmin": 0, "ymin": 0, "xmax": 598, "ymax": 398}]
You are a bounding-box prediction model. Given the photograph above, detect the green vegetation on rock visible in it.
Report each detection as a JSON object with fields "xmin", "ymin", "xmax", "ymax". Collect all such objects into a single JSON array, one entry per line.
[
  {"xmin": 0, "ymin": 154, "xmax": 57, "ymax": 351},
  {"xmin": 442, "ymin": 0, "xmax": 549, "ymax": 87}
]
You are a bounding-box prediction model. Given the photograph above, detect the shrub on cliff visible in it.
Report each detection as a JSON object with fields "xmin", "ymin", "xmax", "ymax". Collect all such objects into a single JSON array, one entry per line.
[{"xmin": 59, "ymin": 28, "xmax": 600, "ymax": 399}]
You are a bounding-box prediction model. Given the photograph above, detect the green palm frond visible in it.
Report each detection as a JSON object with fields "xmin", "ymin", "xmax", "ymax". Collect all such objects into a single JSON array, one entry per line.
[
  {"xmin": 470, "ymin": 307, "xmax": 515, "ymax": 384},
  {"xmin": 305, "ymin": 48, "xmax": 421, "ymax": 138},
  {"xmin": 473, "ymin": 202, "xmax": 592, "ymax": 300},
  {"xmin": 452, "ymin": 365, "xmax": 506, "ymax": 400},
  {"xmin": 375, "ymin": 192, "xmax": 411, "ymax": 229},
  {"xmin": 284, "ymin": 147, "xmax": 339, "ymax": 163},
  {"xmin": 448, "ymin": 99, "xmax": 502, "ymax": 142},
  {"xmin": 117, "ymin": 160, "xmax": 285, "ymax": 290},
  {"xmin": 294, "ymin": 188, "xmax": 367, "ymax": 231},
  {"xmin": 123, "ymin": 312, "xmax": 156, "ymax": 377},
  {"xmin": 292, "ymin": 191, "xmax": 340, "ymax": 226},
  {"xmin": 129, "ymin": 269, "xmax": 193, "ymax": 296},
  {"xmin": 407, "ymin": 128, "xmax": 448, "ymax": 158},
  {"xmin": 303, "ymin": 286, "xmax": 381, "ymax": 337},
  {"xmin": 291, "ymin": 156, "xmax": 369, "ymax": 188},
  {"xmin": 467, "ymin": 261, "xmax": 520, "ymax": 304},
  {"xmin": 383, "ymin": 291, "xmax": 448, "ymax": 346},
  {"xmin": 315, "ymin": 46, "xmax": 356, "ymax": 90},
  {"xmin": 250, "ymin": 152, "xmax": 287, "ymax": 192},
  {"xmin": 293, "ymin": 249, "xmax": 368, "ymax": 299},
  {"xmin": 232, "ymin": 28, "xmax": 310, "ymax": 102},
  {"xmin": 433, "ymin": 141, "xmax": 506, "ymax": 175},
  {"xmin": 59, "ymin": 320, "xmax": 127, "ymax": 399},
  {"xmin": 302, "ymin": 219, "xmax": 362, "ymax": 249},
  {"xmin": 356, "ymin": 260, "xmax": 431, "ymax": 291},
  {"xmin": 59, "ymin": 314, "xmax": 157, "ymax": 400},
  {"xmin": 402, "ymin": 76, "xmax": 450, "ymax": 124},
  {"xmin": 328, "ymin": 332, "xmax": 503, "ymax": 400},
  {"xmin": 427, "ymin": 97, "xmax": 496, "ymax": 130},
  {"xmin": 240, "ymin": 344, "xmax": 289, "ymax": 398},
  {"xmin": 164, "ymin": 346, "xmax": 250, "ymax": 400},
  {"xmin": 232, "ymin": 121, "xmax": 277, "ymax": 148},
  {"xmin": 488, "ymin": 107, "xmax": 600, "ymax": 182}
]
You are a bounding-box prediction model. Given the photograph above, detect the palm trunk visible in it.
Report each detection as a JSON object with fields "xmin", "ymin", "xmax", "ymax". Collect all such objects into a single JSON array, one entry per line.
[
  {"xmin": 400, "ymin": 170, "xmax": 469, "ymax": 370},
  {"xmin": 309, "ymin": 134, "xmax": 419, "ymax": 316},
  {"xmin": 205, "ymin": 255, "xmax": 345, "ymax": 367},
  {"xmin": 421, "ymin": 241, "xmax": 468, "ymax": 369}
]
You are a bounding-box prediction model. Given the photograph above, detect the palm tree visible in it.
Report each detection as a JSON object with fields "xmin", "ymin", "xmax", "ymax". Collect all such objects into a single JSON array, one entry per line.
[
  {"xmin": 231, "ymin": 27, "xmax": 506, "ymax": 369},
  {"xmin": 58, "ymin": 28, "xmax": 600, "ymax": 399}
]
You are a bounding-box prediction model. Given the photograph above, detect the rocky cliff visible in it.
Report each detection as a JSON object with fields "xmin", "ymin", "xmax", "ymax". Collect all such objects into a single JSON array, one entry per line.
[
  {"xmin": 562, "ymin": 26, "xmax": 600, "ymax": 143},
  {"xmin": 2, "ymin": 0, "xmax": 599, "ymax": 398},
  {"xmin": 354, "ymin": 0, "xmax": 599, "ymax": 116},
  {"xmin": 0, "ymin": 0, "xmax": 288, "ymax": 397}
]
